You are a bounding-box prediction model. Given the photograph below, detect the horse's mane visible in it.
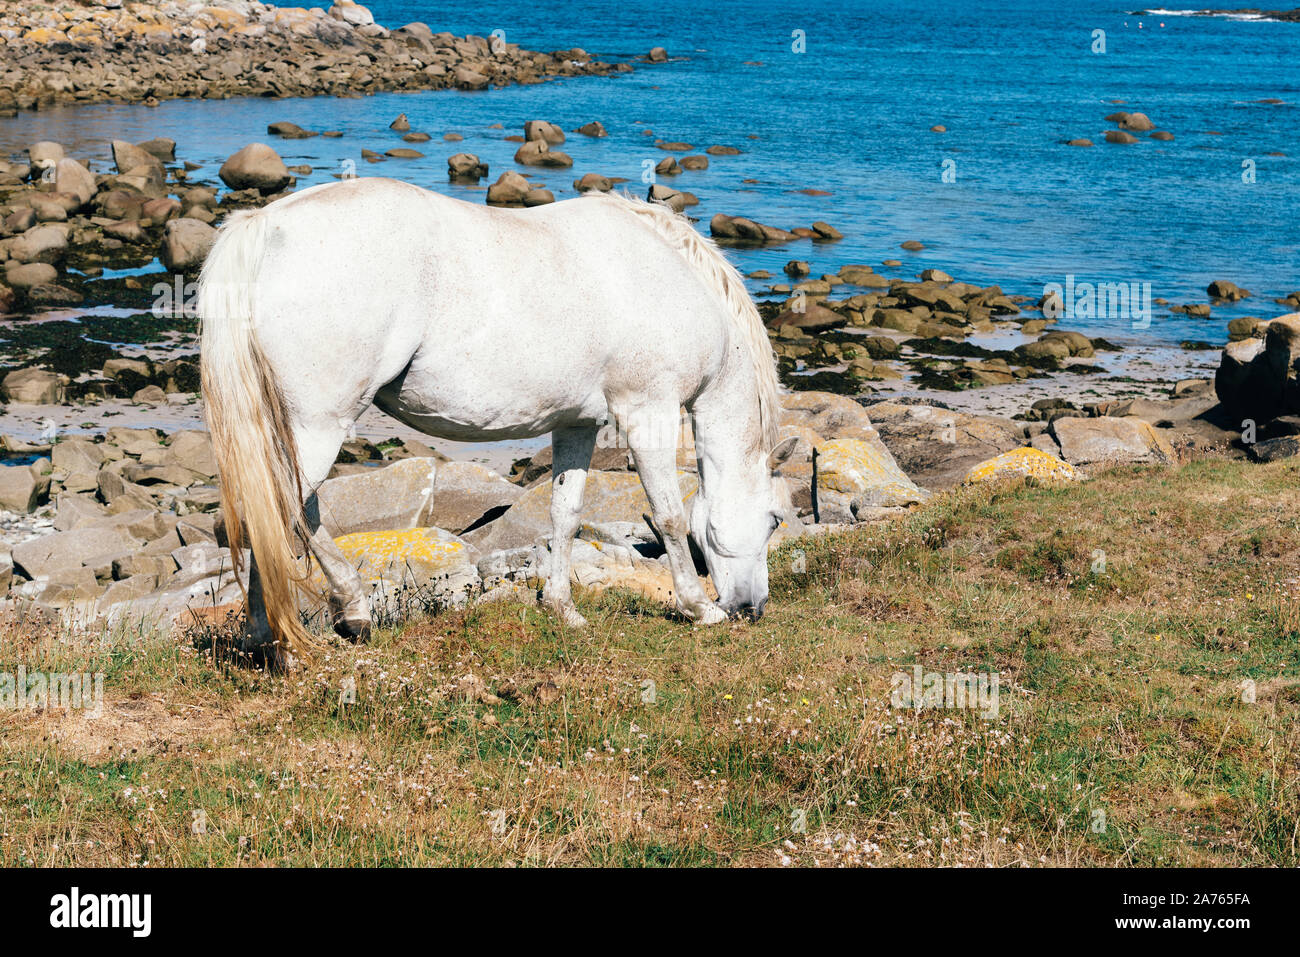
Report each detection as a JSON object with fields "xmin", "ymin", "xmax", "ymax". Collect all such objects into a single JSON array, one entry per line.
[{"xmin": 599, "ymin": 191, "xmax": 782, "ymax": 452}]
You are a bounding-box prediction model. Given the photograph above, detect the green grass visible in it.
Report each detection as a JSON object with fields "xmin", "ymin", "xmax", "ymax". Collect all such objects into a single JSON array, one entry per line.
[{"xmin": 2, "ymin": 455, "xmax": 1298, "ymax": 866}]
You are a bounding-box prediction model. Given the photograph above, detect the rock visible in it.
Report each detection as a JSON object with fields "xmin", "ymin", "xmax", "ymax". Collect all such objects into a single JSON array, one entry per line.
[
  {"xmin": 1105, "ymin": 130, "xmax": 1138, "ymax": 145},
  {"xmin": 1215, "ymin": 314, "xmax": 1300, "ymax": 420},
  {"xmin": 1048, "ymin": 416, "xmax": 1175, "ymax": 467},
  {"xmin": 1150, "ymin": 130, "xmax": 1175, "ymax": 141},
  {"xmin": 864, "ymin": 401, "xmax": 1024, "ymax": 489},
  {"xmin": 1247, "ymin": 436, "xmax": 1300, "ymax": 462},
  {"xmin": 486, "ymin": 171, "xmax": 532, "ymax": 206},
  {"xmin": 524, "ymin": 120, "xmax": 566, "ymax": 144},
  {"xmin": 218, "ymin": 143, "xmax": 292, "ymax": 194},
  {"xmin": 28, "ymin": 141, "xmax": 64, "ymax": 171},
  {"xmin": 575, "ymin": 121, "xmax": 607, "ymax": 137},
  {"xmin": 385, "ymin": 148, "xmax": 424, "ymax": 159},
  {"xmin": 679, "ymin": 155, "xmax": 709, "ymax": 170},
  {"xmin": 710, "ymin": 214, "xmax": 798, "ymax": 243},
  {"xmin": 268, "ymin": 122, "xmax": 316, "ymax": 139},
  {"xmin": 900, "ymin": 240, "xmax": 924, "ymax": 251},
  {"xmin": 513, "ymin": 140, "xmax": 573, "ymax": 167},
  {"xmin": 0, "ymin": 464, "xmax": 42, "ymax": 513},
  {"xmin": 447, "ymin": 153, "xmax": 488, "ymax": 181},
  {"xmin": 159, "ymin": 218, "xmax": 217, "ymax": 272},
  {"xmin": 388, "ymin": 113, "xmax": 410, "ymax": 132},
  {"xmin": 812, "ymin": 221, "xmax": 843, "ymax": 240},
  {"xmin": 111, "ymin": 139, "xmax": 161, "ymax": 174},
  {"xmin": 647, "ymin": 46, "xmax": 669, "ymax": 62},
  {"xmin": 323, "ymin": 527, "xmax": 479, "ymax": 605},
  {"xmin": 454, "ymin": 67, "xmax": 490, "ymax": 90},
  {"xmin": 574, "ymin": 172, "xmax": 613, "ymax": 192},
  {"xmin": 963, "ymin": 447, "xmax": 1080, "ymax": 484},
  {"xmin": 766, "ymin": 301, "xmax": 845, "ymax": 333},
  {"xmin": 524, "ymin": 189, "xmax": 555, "ymax": 207},
  {"xmin": 10, "ymin": 224, "xmax": 69, "ymax": 264},
  {"xmin": 4, "ymin": 262, "xmax": 58, "ymax": 289},
  {"xmin": 1208, "ymin": 279, "xmax": 1251, "ymax": 302},
  {"xmin": 54, "ymin": 158, "xmax": 96, "ymax": 205},
  {"xmin": 164, "ymin": 431, "xmax": 218, "ymax": 477},
  {"xmin": 815, "ymin": 438, "xmax": 929, "ymax": 520},
  {"xmin": 330, "ymin": 1, "xmax": 376, "ymax": 27},
  {"xmin": 315, "ymin": 457, "xmax": 440, "ymax": 536},
  {"xmin": 11, "ymin": 525, "xmax": 138, "ymax": 580},
  {"xmin": 422, "ymin": 461, "xmax": 524, "ymax": 534},
  {"xmin": 1108, "ymin": 111, "xmax": 1155, "ymax": 132},
  {"xmin": 467, "ymin": 470, "xmax": 698, "ymax": 553},
  {"xmin": 2, "ymin": 367, "xmax": 66, "ymax": 404},
  {"xmin": 1067, "ymin": 138, "xmax": 1094, "ymax": 147}
]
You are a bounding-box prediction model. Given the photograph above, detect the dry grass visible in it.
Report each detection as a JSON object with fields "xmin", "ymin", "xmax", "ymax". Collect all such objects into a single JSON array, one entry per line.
[{"xmin": 2, "ymin": 455, "xmax": 1298, "ymax": 867}]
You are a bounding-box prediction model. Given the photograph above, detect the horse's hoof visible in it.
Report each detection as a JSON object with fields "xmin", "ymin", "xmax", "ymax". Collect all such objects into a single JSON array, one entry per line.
[
  {"xmin": 691, "ymin": 603, "xmax": 728, "ymax": 626},
  {"xmin": 560, "ymin": 606, "xmax": 588, "ymax": 629},
  {"xmin": 333, "ymin": 616, "xmax": 372, "ymax": 643}
]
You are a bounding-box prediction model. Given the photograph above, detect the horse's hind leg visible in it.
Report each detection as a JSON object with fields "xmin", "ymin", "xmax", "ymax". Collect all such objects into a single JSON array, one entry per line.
[
  {"xmin": 543, "ymin": 425, "xmax": 598, "ymax": 628},
  {"xmin": 304, "ymin": 492, "xmax": 371, "ymax": 641},
  {"xmin": 240, "ymin": 418, "xmax": 370, "ymax": 648}
]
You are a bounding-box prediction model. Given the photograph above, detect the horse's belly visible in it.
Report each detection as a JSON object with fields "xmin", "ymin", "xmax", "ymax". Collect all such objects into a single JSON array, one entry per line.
[{"xmin": 373, "ymin": 367, "xmax": 610, "ymax": 441}]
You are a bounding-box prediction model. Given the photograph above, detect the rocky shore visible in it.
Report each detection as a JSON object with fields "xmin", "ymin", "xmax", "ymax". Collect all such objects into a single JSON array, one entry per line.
[
  {"xmin": 0, "ymin": 0, "xmax": 634, "ymax": 110},
  {"xmin": 1, "ymin": 115, "xmax": 1295, "ymax": 637}
]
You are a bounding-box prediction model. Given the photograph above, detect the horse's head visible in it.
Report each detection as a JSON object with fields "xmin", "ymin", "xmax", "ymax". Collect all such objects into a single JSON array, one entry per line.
[{"xmin": 689, "ymin": 435, "xmax": 799, "ymax": 620}]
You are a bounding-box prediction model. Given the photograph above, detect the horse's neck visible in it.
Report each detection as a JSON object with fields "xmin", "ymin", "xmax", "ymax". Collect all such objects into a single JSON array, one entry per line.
[{"xmin": 690, "ymin": 344, "xmax": 765, "ymax": 486}]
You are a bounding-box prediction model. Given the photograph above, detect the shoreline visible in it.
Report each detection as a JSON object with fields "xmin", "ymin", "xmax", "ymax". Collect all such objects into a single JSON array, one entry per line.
[{"xmin": 0, "ymin": 1, "xmax": 638, "ymax": 111}]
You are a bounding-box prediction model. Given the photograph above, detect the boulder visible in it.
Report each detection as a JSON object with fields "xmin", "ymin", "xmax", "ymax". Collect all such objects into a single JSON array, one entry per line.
[
  {"xmin": 423, "ymin": 461, "xmax": 524, "ymax": 534},
  {"xmin": 28, "ymin": 141, "xmax": 64, "ymax": 171},
  {"xmin": 447, "ymin": 153, "xmax": 488, "ymax": 181},
  {"xmin": 4, "ymin": 262, "xmax": 58, "ymax": 290},
  {"xmin": 524, "ymin": 120, "xmax": 566, "ymax": 144},
  {"xmin": 160, "ymin": 218, "xmax": 218, "ymax": 272},
  {"xmin": 2, "ymin": 366, "xmax": 66, "ymax": 404},
  {"xmin": 486, "ymin": 171, "xmax": 532, "ymax": 206},
  {"xmin": 814, "ymin": 438, "xmax": 929, "ymax": 521},
  {"xmin": 1208, "ymin": 279, "xmax": 1251, "ymax": 302},
  {"xmin": 218, "ymin": 143, "xmax": 292, "ymax": 194},
  {"xmin": 863, "ymin": 401, "xmax": 1024, "ymax": 489},
  {"xmin": 513, "ymin": 140, "xmax": 573, "ymax": 167},
  {"xmin": 329, "ymin": 1, "xmax": 376, "ymax": 27},
  {"xmin": 766, "ymin": 301, "xmax": 845, "ymax": 333},
  {"xmin": 575, "ymin": 121, "xmax": 607, "ymax": 137},
  {"xmin": 1215, "ymin": 314, "xmax": 1300, "ymax": 421},
  {"xmin": 0, "ymin": 464, "xmax": 42, "ymax": 513},
  {"xmin": 111, "ymin": 139, "xmax": 161, "ymax": 174},
  {"xmin": 963, "ymin": 447, "xmax": 1080, "ymax": 485},
  {"xmin": 9, "ymin": 224, "xmax": 69, "ymax": 264},
  {"xmin": 1048, "ymin": 416, "xmax": 1176, "ymax": 467},
  {"xmin": 11, "ymin": 525, "xmax": 138, "ymax": 580},
  {"xmin": 319, "ymin": 528, "xmax": 480, "ymax": 607},
  {"xmin": 467, "ymin": 470, "xmax": 697, "ymax": 552},
  {"xmin": 315, "ymin": 457, "xmax": 440, "ymax": 536},
  {"xmin": 54, "ymin": 158, "xmax": 96, "ymax": 205}
]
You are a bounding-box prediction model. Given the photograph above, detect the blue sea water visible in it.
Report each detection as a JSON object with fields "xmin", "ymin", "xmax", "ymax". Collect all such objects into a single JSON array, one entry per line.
[{"xmin": 2, "ymin": 0, "xmax": 1297, "ymax": 346}]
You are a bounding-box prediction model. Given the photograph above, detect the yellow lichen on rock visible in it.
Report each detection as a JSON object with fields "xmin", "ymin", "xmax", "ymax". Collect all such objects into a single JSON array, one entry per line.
[
  {"xmin": 815, "ymin": 437, "xmax": 926, "ymax": 506},
  {"xmin": 963, "ymin": 446, "xmax": 1080, "ymax": 485},
  {"xmin": 332, "ymin": 528, "xmax": 470, "ymax": 580}
]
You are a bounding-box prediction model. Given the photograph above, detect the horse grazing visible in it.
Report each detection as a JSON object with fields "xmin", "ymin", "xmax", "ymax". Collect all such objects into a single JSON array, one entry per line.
[{"xmin": 198, "ymin": 178, "xmax": 797, "ymax": 661}]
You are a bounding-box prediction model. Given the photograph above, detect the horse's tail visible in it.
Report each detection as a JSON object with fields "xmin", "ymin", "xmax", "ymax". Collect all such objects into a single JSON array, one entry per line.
[
  {"xmin": 197, "ymin": 209, "xmax": 312, "ymax": 662},
  {"xmin": 606, "ymin": 192, "xmax": 782, "ymax": 450}
]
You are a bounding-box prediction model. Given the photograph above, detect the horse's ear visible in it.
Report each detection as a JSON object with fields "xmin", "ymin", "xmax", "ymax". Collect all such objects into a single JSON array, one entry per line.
[{"xmin": 767, "ymin": 436, "xmax": 799, "ymax": 472}]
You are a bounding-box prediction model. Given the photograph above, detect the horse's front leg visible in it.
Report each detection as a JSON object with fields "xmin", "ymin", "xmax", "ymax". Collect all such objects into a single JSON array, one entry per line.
[
  {"xmin": 543, "ymin": 425, "xmax": 598, "ymax": 627},
  {"xmin": 623, "ymin": 405, "xmax": 727, "ymax": 625}
]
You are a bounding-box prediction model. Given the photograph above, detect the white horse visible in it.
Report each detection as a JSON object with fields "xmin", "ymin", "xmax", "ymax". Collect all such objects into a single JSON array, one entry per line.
[{"xmin": 198, "ymin": 177, "xmax": 797, "ymax": 660}]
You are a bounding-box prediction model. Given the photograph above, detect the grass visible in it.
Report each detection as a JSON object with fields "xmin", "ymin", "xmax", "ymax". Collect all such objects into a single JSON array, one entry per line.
[{"xmin": 2, "ymin": 455, "xmax": 1298, "ymax": 867}]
